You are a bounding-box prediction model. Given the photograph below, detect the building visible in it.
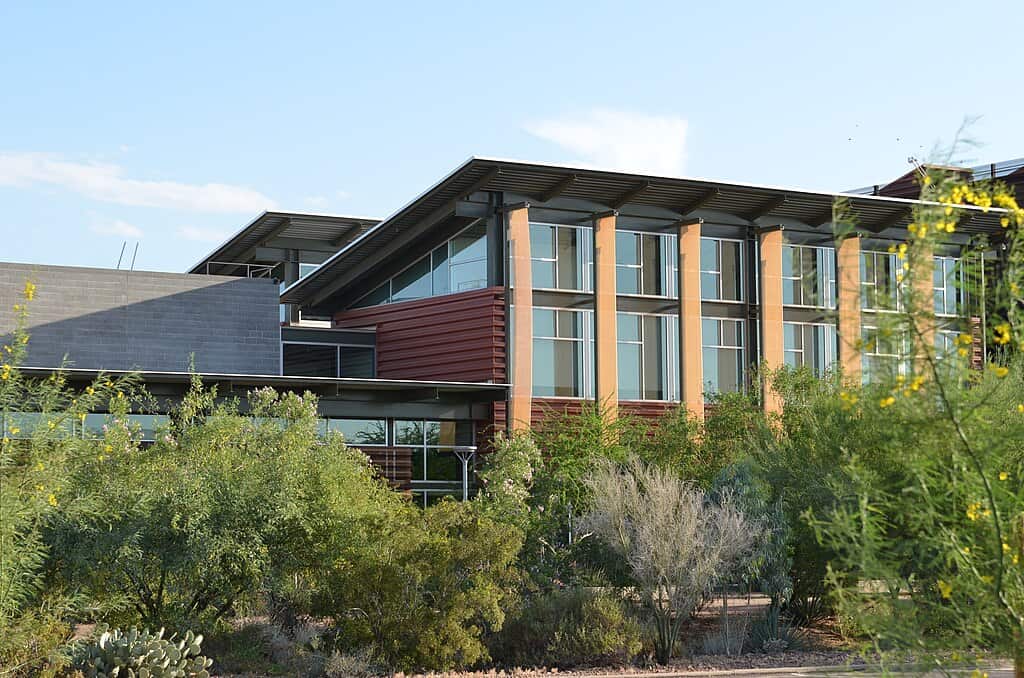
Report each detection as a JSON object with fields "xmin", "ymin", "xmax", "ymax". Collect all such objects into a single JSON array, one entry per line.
[{"xmin": 0, "ymin": 158, "xmax": 1009, "ymax": 504}]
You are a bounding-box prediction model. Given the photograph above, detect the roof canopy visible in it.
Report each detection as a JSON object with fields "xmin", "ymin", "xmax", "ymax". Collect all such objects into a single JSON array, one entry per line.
[
  {"xmin": 282, "ymin": 157, "xmax": 1011, "ymax": 309},
  {"xmin": 188, "ymin": 211, "xmax": 380, "ymax": 276}
]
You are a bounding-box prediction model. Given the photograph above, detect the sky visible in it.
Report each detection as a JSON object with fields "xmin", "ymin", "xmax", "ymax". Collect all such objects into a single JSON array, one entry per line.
[{"xmin": 1, "ymin": 1, "xmax": 1023, "ymax": 272}]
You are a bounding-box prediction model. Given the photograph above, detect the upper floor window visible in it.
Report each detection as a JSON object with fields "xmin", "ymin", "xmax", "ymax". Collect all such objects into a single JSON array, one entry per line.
[
  {"xmin": 282, "ymin": 342, "xmax": 375, "ymax": 378},
  {"xmin": 783, "ymin": 322, "xmax": 837, "ymax": 377},
  {"xmin": 616, "ymin": 231, "xmax": 673, "ymax": 297},
  {"xmin": 352, "ymin": 222, "xmax": 488, "ymax": 308},
  {"xmin": 530, "ymin": 223, "xmax": 591, "ymax": 292},
  {"xmin": 701, "ymin": 238, "xmax": 744, "ymax": 302},
  {"xmin": 702, "ymin": 317, "xmax": 745, "ymax": 394},
  {"xmin": 617, "ymin": 312, "xmax": 678, "ymax": 401},
  {"xmin": 299, "ymin": 263, "xmax": 320, "ymax": 279},
  {"xmin": 782, "ymin": 244, "xmax": 836, "ymax": 308},
  {"xmin": 934, "ymin": 256, "xmax": 961, "ymax": 317},
  {"xmin": 861, "ymin": 250, "xmax": 902, "ymax": 311},
  {"xmin": 532, "ymin": 307, "xmax": 593, "ymax": 398}
]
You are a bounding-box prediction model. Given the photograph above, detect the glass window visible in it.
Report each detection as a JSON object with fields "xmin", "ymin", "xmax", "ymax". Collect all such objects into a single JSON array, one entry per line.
[
  {"xmin": 861, "ymin": 251, "xmax": 901, "ymax": 311},
  {"xmin": 449, "ymin": 222, "xmax": 488, "ymax": 292},
  {"xmin": 783, "ymin": 322, "xmax": 837, "ymax": 376},
  {"xmin": 617, "ymin": 313, "xmax": 677, "ymax": 401},
  {"xmin": 395, "ymin": 419, "xmax": 474, "ymax": 485},
  {"xmin": 532, "ymin": 308, "xmax": 591, "ymax": 397},
  {"xmin": 936, "ymin": 329, "xmax": 959, "ymax": 358},
  {"xmin": 934, "ymin": 256, "xmax": 960, "ymax": 316},
  {"xmin": 782, "ymin": 244, "xmax": 836, "ymax": 308},
  {"xmin": 353, "ymin": 282, "xmax": 390, "ymax": 309},
  {"xmin": 128, "ymin": 414, "xmax": 169, "ymax": 442},
  {"xmin": 702, "ymin": 317, "xmax": 745, "ymax": 393},
  {"xmin": 616, "ymin": 231, "xmax": 670, "ymax": 297},
  {"xmin": 340, "ymin": 346, "xmax": 375, "ymax": 378},
  {"xmin": 530, "ymin": 223, "xmax": 591, "ymax": 292},
  {"xmin": 431, "ymin": 245, "xmax": 450, "ymax": 296},
  {"xmin": 327, "ymin": 418, "xmax": 387, "ymax": 446},
  {"xmin": 862, "ymin": 326, "xmax": 907, "ymax": 382},
  {"xmin": 391, "ymin": 256, "xmax": 432, "ymax": 303},
  {"xmin": 616, "ymin": 231, "xmax": 641, "ymax": 295},
  {"xmin": 283, "ymin": 343, "xmax": 338, "ymax": 377},
  {"xmin": 701, "ymin": 238, "xmax": 744, "ymax": 301},
  {"xmin": 299, "ymin": 263, "xmax": 319, "ymax": 279}
]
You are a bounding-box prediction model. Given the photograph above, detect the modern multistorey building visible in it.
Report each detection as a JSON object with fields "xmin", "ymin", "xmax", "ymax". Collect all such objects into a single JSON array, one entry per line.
[{"xmin": 0, "ymin": 157, "xmax": 1011, "ymax": 503}]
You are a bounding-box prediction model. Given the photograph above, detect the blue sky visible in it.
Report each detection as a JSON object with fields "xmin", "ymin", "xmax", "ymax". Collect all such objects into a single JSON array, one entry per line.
[{"xmin": 1, "ymin": 1, "xmax": 1022, "ymax": 272}]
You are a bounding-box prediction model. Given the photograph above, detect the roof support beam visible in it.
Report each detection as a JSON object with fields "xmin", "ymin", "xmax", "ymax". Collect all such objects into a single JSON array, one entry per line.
[
  {"xmin": 672, "ymin": 187, "xmax": 719, "ymax": 217},
  {"xmin": 460, "ymin": 167, "xmax": 501, "ymax": 200},
  {"xmin": 743, "ymin": 195, "xmax": 787, "ymax": 221},
  {"xmin": 540, "ymin": 173, "xmax": 578, "ymax": 202},
  {"xmin": 610, "ymin": 181, "xmax": 652, "ymax": 209},
  {"xmin": 225, "ymin": 218, "xmax": 294, "ymax": 275},
  {"xmin": 865, "ymin": 207, "xmax": 912, "ymax": 233},
  {"xmin": 807, "ymin": 206, "xmax": 837, "ymax": 227}
]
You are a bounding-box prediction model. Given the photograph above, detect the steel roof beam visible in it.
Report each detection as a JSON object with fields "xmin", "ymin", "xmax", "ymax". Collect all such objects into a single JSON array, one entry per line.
[
  {"xmin": 610, "ymin": 181, "xmax": 652, "ymax": 209},
  {"xmin": 743, "ymin": 195, "xmax": 787, "ymax": 221},
  {"xmin": 539, "ymin": 173, "xmax": 578, "ymax": 202},
  {"xmin": 672, "ymin": 187, "xmax": 719, "ymax": 216}
]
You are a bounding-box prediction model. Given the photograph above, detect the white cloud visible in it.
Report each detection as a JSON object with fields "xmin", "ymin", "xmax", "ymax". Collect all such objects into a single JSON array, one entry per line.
[
  {"xmin": 524, "ymin": 109, "xmax": 689, "ymax": 176},
  {"xmin": 90, "ymin": 219, "xmax": 144, "ymax": 239},
  {"xmin": 177, "ymin": 225, "xmax": 233, "ymax": 243},
  {"xmin": 0, "ymin": 151, "xmax": 276, "ymax": 213}
]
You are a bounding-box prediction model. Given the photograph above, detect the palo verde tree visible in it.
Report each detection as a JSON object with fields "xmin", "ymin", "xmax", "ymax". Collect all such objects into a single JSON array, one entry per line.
[{"xmin": 808, "ymin": 148, "xmax": 1024, "ymax": 675}]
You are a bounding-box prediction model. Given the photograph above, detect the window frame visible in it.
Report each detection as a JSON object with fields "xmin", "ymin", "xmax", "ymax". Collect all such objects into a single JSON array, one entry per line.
[
  {"xmin": 861, "ymin": 250, "xmax": 903, "ymax": 313},
  {"xmin": 394, "ymin": 419, "xmax": 476, "ymax": 486},
  {"xmin": 701, "ymin": 316, "xmax": 747, "ymax": 394},
  {"xmin": 934, "ymin": 255, "xmax": 962, "ymax": 318},
  {"xmin": 782, "ymin": 321, "xmax": 838, "ymax": 376},
  {"xmin": 782, "ymin": 243, "xmax": 837, "ymax": 309},
  {"xmin": 615, "ymin": 229, "xmax": 675, "ymax": 299},
  {"xmin": 616, "ymin": 311, "xmax": 679, "ymax": 402},
  {"xmin": 700, "ymin": 237, "xmax": 746, "ymax": 303},
  {"xmin": 531, "ymin": 306, "xmax": 595, "ymax": 399},
  {"xmin": 527, "ymin": 222, "xmax": 593, "ymax": 293},
  {"xmin": 281, "ymin": 340, "xmax": 376, "ymax": 378}
]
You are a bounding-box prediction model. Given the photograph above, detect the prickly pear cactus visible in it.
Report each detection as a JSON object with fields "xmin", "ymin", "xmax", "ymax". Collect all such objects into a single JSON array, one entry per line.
[{"xmin": 73, "ymin": 625, "xmax": 213, "ymax": 678}]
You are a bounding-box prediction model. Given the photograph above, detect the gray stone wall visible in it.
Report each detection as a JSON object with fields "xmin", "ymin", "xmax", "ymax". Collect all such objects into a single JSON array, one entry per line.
[{"xmin": 0, "ymin": 263, "xmax": 280, "ymax": 375}]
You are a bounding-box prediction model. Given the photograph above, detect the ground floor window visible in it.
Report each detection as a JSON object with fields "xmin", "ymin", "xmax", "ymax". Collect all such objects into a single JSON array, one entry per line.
[
  {"xmin": 783, "ymin": 322, "xmax": 837, "ymax": 377},
  {"xmin": 394, "ymin": 419, "xmax": 474, "ymax": 485},
  {"xmin": 617, "ymin": 312, "xmax": 679, "ymax": 401},
  {"xmin": 862, "ymin": 325, "xmax": 908, "ymax": 382},
  {"xmin": 532, "ymin": 307, "xmax": 594, "ymax": 398},
  {"xmin": 702, "ymin": 317, "xmax": 746, "ymax": 394}
]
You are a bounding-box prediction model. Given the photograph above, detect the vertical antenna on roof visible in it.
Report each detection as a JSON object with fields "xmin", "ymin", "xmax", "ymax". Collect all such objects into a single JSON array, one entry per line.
[
  {"xmin": 130, "ymin": 243, "xmax": 139, "ymax": 271},
  {"xmin": 116, "ymin": 242, "xmax": 126, "ymax": 270},
  {"xmin": 908, "ymin": 156, "xmax": 926, "ymax": 177}
]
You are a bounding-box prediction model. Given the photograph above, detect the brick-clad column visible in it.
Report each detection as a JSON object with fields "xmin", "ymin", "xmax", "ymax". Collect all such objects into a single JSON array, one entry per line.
[
  {"xmin": 507, "ymin": 205, "xmax": 533, "ymax": 432},
  {"xmin": 759, "ymin": 228, "xmax": 784, "ymax": 415},
  {"xmin": 593, "ymin": 211, "xmax": 618, "ymax": 421},
  {"xmin": 678, "ymin": 221, "xmax": 704, "ymax": 421},
  {"xmin": 836, "ymin": 234, "xmax": 862, "ymax": 384}
]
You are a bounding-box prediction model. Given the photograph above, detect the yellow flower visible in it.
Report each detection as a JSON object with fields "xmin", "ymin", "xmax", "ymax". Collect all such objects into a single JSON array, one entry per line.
[
  {"xmin": 85, "ymin": 387, "xmax": 94, "ymax": 395},
  {"xmin": 1000, "ymin": 471, "xmax": 1010, "ymax": 481},
  {"xmin": 1004, "ymin": 542, "xmax": 1012, "ymax": 553},
  {"xmin": 937, "ymin": 579, "xmax": 952, "ymax": 599},
  {"xmin": 1018, "ymin": 405, "xmax": 1024, "ymax": 414},
  {"xmin": 993, "ymin": 366, "xmax": 1009, "ymax": 378},
  {"xmin": 962, "ymin": 546, "xmax": 971, "ymax": 555},
  {"xmin": 22, "ymin": 281, "xmax": 35, "ymax": 301},
  {"xmin": 981, "ymin": 575, "xmax": 994, "ymax": 585},
  {"xmin": 879, "ymin": 396, "xmax": 896, "ymax": 408},
  {"xmin": 971, "ymin": 670, "xmax": 988, "ymax": 678},
  {"xmin": 994, "ymin": 323, "xmax": 1012, "ymax": 345},
  {"xmin": 35, "ymin": 462, "xmax": 44, "ymax": 471},
  {"xmin": 1002, "ymin": 217, "xmax": 1011, "ymax": 228},
  {"xmin": 47, "ymin": 494, "xmax": 58, "ymax": 507},
  {"xmin": 104, "ymin": 444, "xmax": 113, "ymax": 453},
  {"xmin": 35, "ymin": 484, "xmax": 44, "ymax": 491},
  {"xmin": 958, "ymin": 347, "xmax": 970, "ymax": 357},
  {"xmin": 8, "ymin": 427, "xmax": 19, "ymax": 436},
  {"xmin": 1, "ymin": 364, "xmax": 11, "ymax": 381},
  {"xmin": 1015, "ymin": 555, "xmax": 1020, "ymax": 565},
  {"xmin": 966, "ymin": 502, "xmax": 983, "ymax": 521}
]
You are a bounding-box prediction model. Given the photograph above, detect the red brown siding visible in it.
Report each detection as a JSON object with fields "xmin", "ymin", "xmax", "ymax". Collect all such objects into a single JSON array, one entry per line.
[{"xmin": 334, "ymin": 287, "xmax": 506, "ymax": 383}]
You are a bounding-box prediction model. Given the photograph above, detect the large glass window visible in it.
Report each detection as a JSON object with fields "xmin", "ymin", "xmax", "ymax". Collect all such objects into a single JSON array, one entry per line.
[
  {"xmin": 783, "ymin": 322, "xmax": 837, "ymax": 376},
  {"xmin": 533, "ymin": 308, "xmax": 592, "ymax": 397},
  {"xmin": 617, "ymin": 313, "xmax": 678, "ymax": 401},
  {"xmin": 530, "ymin": 223, "xmax": 591, "ymax": 292},
  {"xmin": 862, "ymin": 326, "xmax": 907, "ymax": 382},
  {"xmin": 352, "ymin": 223, "xmax": 489, "ymax": 308},
  {"xmin": 701, "ymin": 238, "xmax": 744, "ymax": 301},
  {"xmin": 702, "ymin": 317, "xmax": 745, "ymax": 393},
  {"xmin": 934, "ymin": 256, "xmax": 961, "ymax": 317},
  {"xmin": 326, "ymin": 418, "xmax": 387, "ymax": 446},
  {"xmin": 282, "ymin": 343, "xmax": 376, "ymax": 378},
  {"xmin": 395, "ymin": 419, "xmax": 474, "ymax": 484},
  {"xmin": 616, "ymin": 231, "xmax": 671, "ymax": 297},
  {"xmin": 282, "ymin": 343, "xmax": 338, "ymax": 377},
  {"xmin": 782, "ymin": 244, "xmax": 836, "ymax": 308},
  {"xmin": 861, "ymin": 250, "xmax": 901, "ymax": 311}
]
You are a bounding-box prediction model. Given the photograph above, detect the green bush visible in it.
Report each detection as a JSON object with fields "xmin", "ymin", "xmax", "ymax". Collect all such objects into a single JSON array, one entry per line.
[
  {"xmin": 489, "ymin": 588, "xmax": 643, "ymax": 668},
  {"xmin": 72, "ymin": 626, "xmax": 212, "ymax": 678}
]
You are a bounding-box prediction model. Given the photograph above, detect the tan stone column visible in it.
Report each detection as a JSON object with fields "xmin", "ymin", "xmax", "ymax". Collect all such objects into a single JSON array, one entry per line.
[
  {"xmin": 508, "ymin": 204, "xmax": 533, "ymax": 432},
  {"xmin": 678, "ymin": 220, "xmax": 704, "ymax": 421},
  {"xmin": 836, "ymin": 234, "xmax": 862, "ymax": 384},
  {"xmin": 759, "ymin": 228, "xmax": 784, "ymax": 415},
  {"xmin": 593, "ymin": 211, "xmax": 618, "ymax": 421},
  {"xmin": 911, "ymin": 240, "xmax": 935, "ymax": 372}
]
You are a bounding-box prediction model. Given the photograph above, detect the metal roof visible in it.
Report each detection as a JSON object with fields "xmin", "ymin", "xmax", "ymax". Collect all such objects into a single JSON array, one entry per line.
[
  {"xmin": 281, "ymin": 157, "xmax": 1012, "ymax": 308},
  {"xmin": 19, "ymin": 366, "xmax": 508, "ymax": 397},
  {"xmin": 187, "ymin": 210, "xmax": 381, "ymax": 275}
]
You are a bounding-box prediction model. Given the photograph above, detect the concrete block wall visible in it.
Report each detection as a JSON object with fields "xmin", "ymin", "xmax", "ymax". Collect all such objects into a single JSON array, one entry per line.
[{"xmin": 0, "ymin": 263, "xmax": 280, "ymax": 375}]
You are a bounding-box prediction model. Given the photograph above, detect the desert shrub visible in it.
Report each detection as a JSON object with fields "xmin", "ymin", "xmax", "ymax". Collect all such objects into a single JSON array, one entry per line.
[
  {"xmin": 489, "ymin": 587, "xmax": 643, "ymax": 668},
  {"xmin": 48, "ymin": 379, "xmax": 400, "ymax": 630},
  {"xmin": 309, "ymin": 499, "xmax": 522, "ymax": 673},
  {"xmin": 583, "ymin": 458, "xmax": 759, "ymax": 664},
  {"xmin": 745, "ymin": 614, "xmax": 809, "ymax": 654},
  {"xmin": 700, "ymin": 613, "xmax": 750, "ymax": 656},
  {"xmin": 71, "ymin": 625, "xmax": 212, "ymax": 677}
]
